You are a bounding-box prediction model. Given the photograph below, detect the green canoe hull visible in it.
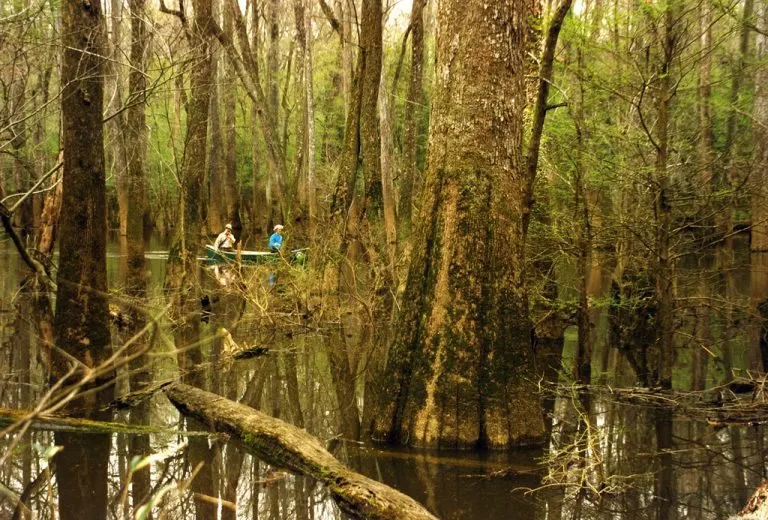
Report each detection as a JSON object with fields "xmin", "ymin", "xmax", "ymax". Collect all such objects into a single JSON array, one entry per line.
[
  {"xmin": 204, "ymin": 245, "xmax": 307, "ymax": 265},
  {"xmin": 204, "ymin": 245, "xmax": 278, "ymax": 265}
]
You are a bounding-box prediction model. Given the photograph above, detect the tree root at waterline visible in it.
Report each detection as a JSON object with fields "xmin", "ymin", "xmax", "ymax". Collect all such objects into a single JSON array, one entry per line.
[{"xmin": 164, "ymin": 383, "xmax": 438, "ymax": 520}]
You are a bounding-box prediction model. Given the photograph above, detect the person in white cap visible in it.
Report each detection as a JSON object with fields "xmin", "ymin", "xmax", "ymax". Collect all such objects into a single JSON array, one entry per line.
[
  {"xmin": 269, "ymin": 224, "xmax": 284, "ymax": 252},
  {"xmin": 214, "ymin": 223, "xmax": 237, "ymax": 251}
]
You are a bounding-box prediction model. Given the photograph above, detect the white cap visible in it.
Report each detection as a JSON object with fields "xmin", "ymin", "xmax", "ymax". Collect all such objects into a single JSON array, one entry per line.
[
  {"xmin": 225, "ymin": 223, "xmax": 233, "ymax": 230},
  {"xmin": 274, "ymin": 224, "xmax": 284, "ymax": 231}
]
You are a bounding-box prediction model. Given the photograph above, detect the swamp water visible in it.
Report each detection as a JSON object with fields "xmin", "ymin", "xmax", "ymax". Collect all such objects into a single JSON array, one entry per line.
[{"xmin": 0, "ymin": 234, "xmax": 766, "ymax": 519}]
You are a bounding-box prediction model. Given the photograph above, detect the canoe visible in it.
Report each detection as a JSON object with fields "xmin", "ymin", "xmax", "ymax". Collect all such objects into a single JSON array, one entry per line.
[
  {"xmin": 204, "ymin": 245, "xmax": 278, "ymax": 265},
  {"xmin": 204, "ymin": 245, "xmax": 308, "ymax": 265}
]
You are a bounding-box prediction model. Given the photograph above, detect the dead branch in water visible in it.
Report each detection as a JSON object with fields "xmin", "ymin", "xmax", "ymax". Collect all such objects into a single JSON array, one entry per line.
[{"xmin": 542, "ymin": 374, "xmax": 768, "ymax": 426}]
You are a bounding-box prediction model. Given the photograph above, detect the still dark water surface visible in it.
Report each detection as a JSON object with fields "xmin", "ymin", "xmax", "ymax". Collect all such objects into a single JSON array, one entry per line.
[{"xmin": 1, "ymin": 233, "xmax": 766, "ymax": 519}]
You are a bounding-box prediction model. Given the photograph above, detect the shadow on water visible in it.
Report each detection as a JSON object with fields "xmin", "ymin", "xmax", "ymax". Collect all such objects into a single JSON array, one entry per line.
[{"xmin": 2, "ymin": 234, "xmax": 768, "ymax": 519}]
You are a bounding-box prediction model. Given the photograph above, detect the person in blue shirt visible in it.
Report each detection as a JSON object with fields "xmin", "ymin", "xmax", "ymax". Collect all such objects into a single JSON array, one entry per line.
[
  {"xmin": 268, "ymin": 224, "xmax": 284, "ymax": 288},
  {"xmin": 269, "ymin": 224, "xmax": 284, "ymax": 252}
]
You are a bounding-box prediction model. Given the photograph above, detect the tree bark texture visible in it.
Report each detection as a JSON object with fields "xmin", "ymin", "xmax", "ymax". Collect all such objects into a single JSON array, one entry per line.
[
  {"xmin": 266, "ymin": 0, "xmax": 286, "ymax": 224},
  {"xmin": 55, "ymin": 0, "xmax": 111, "ymax": 518},
  {"xmin": 126, "ymin": 0, "xmax": 148, "ymax": 285},
  {"xmin": 222, "ymin": 0, "xmax": 241, "ymax": 232},
  {"xmin": 752, "ymin": 0, "xmax": 768, "ymax": 253},
  {"xmin": 653, "ymin": 5, "xmax": 676, "ymax": 390},
  {"xmin": 373, "ymin": 0, "xmax": 545, "ymax": 449},
  {"xmin": 109, "ymin": 0, "xmax": 130, "ymax": 236},
  {"xmin": 331, "ymin": 0, "xmax": 382, "ymax": 221},
  {"xmin": 55, "ymin": 0, "xmax": 111, "ymax": 377},
  {"xmin": 398, "ymin": 0, "xmax": 426, "ymax": 235},
  {"xmin": 698, "ymin": 0, "xmax": 714, "ymax": 205},
  {"xmin": 165, "ymin": 383, "xmax": 438, "ymax": 520},
  {"xmin": 208, "ymin": 33, "xmax": 225, "ymax": 234},
  {"xmin": 302, "ymin": 0, "xmax": 317, "ymax": 228},
  {"xmin": 379, "ymin": 76, "xmax": 398, "ymax": 288}
]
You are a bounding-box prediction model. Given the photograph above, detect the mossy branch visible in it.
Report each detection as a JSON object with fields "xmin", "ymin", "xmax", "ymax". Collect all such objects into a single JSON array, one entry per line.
[{"xmin": 165, "ymin": 383, "xmax": 438, "ymax": 520}]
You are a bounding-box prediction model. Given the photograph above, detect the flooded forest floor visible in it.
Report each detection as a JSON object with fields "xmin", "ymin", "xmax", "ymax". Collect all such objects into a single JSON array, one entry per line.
[{"xmin": 1, "ymin": 236, "xmax": 767, "ymax": 520}]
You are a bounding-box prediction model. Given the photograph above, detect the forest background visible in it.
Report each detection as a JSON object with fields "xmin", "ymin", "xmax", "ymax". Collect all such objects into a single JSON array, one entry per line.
[{"xmin": 4, "ymin": 0, "xmax": 768, "ymax": 516}]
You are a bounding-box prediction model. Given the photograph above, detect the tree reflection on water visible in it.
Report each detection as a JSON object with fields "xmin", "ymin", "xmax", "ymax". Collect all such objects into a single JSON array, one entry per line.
[{"xmin": 1, "ymin": 239, "xmax": 767, "ymax": 520}]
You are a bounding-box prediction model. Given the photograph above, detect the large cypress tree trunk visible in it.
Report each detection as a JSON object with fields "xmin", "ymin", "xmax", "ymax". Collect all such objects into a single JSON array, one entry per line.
[
  {"xmin": 373, "ymin": 0, "xmax": 545, "ymax": 449},
  {"xmin": 55, "ymin": 0, "xmax": 111, "ymax": 518}
]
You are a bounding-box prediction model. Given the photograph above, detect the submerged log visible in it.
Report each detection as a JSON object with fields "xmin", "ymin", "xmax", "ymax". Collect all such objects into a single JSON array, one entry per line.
[
  {"xmin": 165, "ymin": 383, "xmax": 438, "ymax": 520},
  {"xmin": 0, "ymin": 407, "xmax": 208, "ymax": 436}
]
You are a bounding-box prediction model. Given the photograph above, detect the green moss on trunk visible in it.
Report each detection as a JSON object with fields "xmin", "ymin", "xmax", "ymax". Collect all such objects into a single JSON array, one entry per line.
[{"xmin": 372, "ymin": 0, "xmax": 545, "ymax": 449}]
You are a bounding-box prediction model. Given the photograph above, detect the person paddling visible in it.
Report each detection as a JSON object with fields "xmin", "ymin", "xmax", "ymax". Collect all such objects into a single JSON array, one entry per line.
[
  {"xmin": 269, "ymin": 224, "xmax": 284, "ymax": 252},
  {"xmin": 214, "ymin": 223, "xmax": 236, "ymax": 251}
]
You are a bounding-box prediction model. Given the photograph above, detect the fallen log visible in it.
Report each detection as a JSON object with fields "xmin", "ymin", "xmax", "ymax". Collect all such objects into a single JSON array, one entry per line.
[
  {"xmin": 736, "ymin": 479, "xmax": 768, "ymax": 519},
  {"xmin": 165, "ymin": 383, "xmax": 438, "ymax": 520}
]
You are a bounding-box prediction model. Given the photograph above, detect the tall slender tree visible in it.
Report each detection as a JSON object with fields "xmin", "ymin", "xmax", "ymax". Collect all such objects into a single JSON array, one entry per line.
[
  {"xmin": 398, "ymin": 0, "xmax": 426, "ymax": 235},
  {"xmin": 54, "ymin": 0, "xmax": 111, "ymax": 517},
  {"xmin": 55, "ymin": 0, "xmax": 111, "ymax": 386}
]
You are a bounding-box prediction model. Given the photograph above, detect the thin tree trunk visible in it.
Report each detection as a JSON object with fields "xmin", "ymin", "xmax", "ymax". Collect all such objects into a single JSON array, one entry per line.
[
  {"xmin": 379, "ymin": 77, "xmax": 398, "ymax": 289},
  {"xmin": 524, "ymin": 0, "xmax": 572, "ymax": 234},
  {"xmin": 266, "ymin": 0, "xmax": 284, "ymax": 224},
  {"xmin": 693, "ymin": 0, "xmax": 714, "ymax": 391},
  {"xmin": 750, "ymin": 0, "xmax": 768, "ymax": 372},
  {"xmin": 111, "ymin": 0, "xmax": 130, "ymax": 236},
  {"xmin": 293, "ymin": 0, "xmax": 308, "ymax": 219},
  {"xmin": 209, "ymin": 0, "xmax": 224, "ymax": 234},
  {"xmin": 125, "ymin": 0, "xmax": 151, "ymax": 512},
  {"xmin": 125, "ymin": 0, "xmax": 148, "ymax": 283},
  {"xmin": 653, "ymin": 5, "xmax": 676, "ymax": 390},
  {"xmin": 251, "ymin": 0, "xmax": 265, "ymax": 235},
  {"xmin": 698, "ymin": 0, "xmax": 714, "ymax": 216},
  {"xmin": 752, "ymin": 0, "xmax": 768, "ymax": 253},
  {"xmin": 304, "ymin": 0, "xmax": 317, "ymax": 229},
  {"xmin": 222, "ymin": 0, "xmax": 241, "ymax": 232},
  {"xmin": 339, "ymin": 0, "xmax": 353, "ymax": 117},
  {"xmin": 398, "ymin": 0, "xmax": 426, "ymax": 235},
  {"xmin": 573, "ymin": 44, "xmax": 591, "ymax": 386}
]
